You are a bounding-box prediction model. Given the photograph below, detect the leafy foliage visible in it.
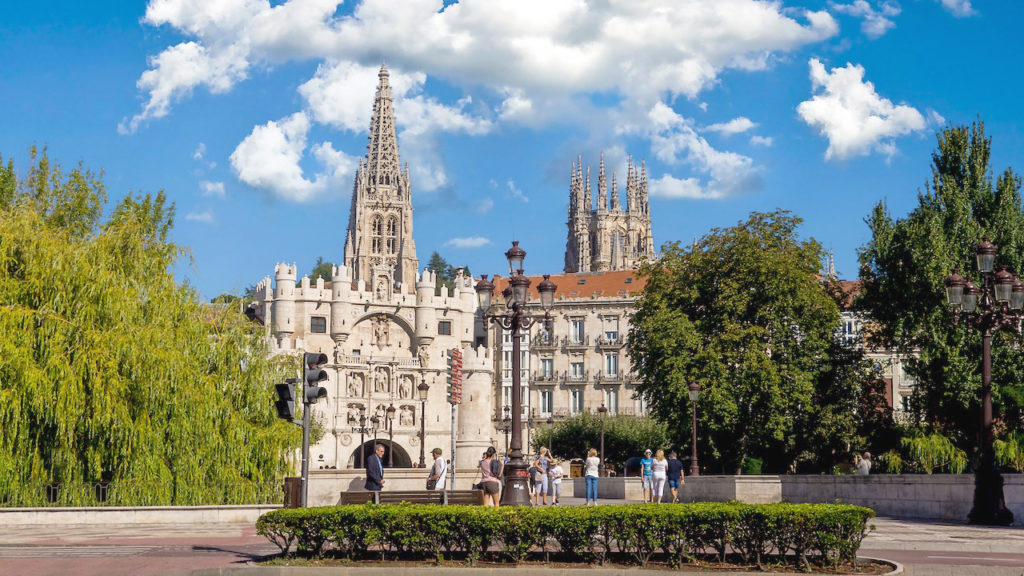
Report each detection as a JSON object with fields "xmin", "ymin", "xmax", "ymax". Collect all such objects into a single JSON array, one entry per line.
[
  {"xmin": 629, "ymin": 210, "xmax": 871, "ymax": 473},
  {"xmin": 531, "ymin": 414, "xmax": 670, "ymax": 471},
  {"xmin": 994, "ymin": 431, "xmax": 1024, "ymax": 472},
  {"xmin": 256, "ymin": 502, "xmax": 874, "ymax": 570},
  {"xmin": 858, "ymin": 121, "xmax": 1024, "ymax": 449},
  {"xmin": 0, "ymin": 150, "xmax": 299, "ymax": 506},
  {"xmin": 426, "ymin": 250, "xmax": 471, "ymax": 295}
]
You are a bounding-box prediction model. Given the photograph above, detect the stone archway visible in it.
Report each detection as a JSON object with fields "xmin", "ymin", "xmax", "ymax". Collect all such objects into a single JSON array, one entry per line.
[{"xmin": 348, "ymin": 440, "xmax": 413, "ymax": 469}]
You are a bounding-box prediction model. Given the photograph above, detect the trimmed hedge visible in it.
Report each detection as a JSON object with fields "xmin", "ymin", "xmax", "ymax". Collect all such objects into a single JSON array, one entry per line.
[{"xmin": 257, "ymin": 502, "xmax": 874, "ymax": 569}]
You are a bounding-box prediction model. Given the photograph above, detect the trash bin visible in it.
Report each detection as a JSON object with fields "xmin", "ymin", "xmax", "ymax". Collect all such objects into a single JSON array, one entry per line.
[
  {"xmin": 283, "ymin": 477, "xmax": 301, "ymax": 508},
  {"xmin": 570, "ymin": 461, "xmax": 583, "ymax": 479}
]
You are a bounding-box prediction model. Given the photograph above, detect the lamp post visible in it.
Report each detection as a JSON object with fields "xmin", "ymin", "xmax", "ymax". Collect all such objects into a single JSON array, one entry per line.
[
  {"xmin": 417, "ymin": 378, "xmax": 430, "ymax": 468},
  {"xmin": 688, "ymin": 381, "xmax": 701, "ymax": 477},
  {"xmin": 597, "ymin": 403, "xmax": 607, "ymax": 476},
  {"xmin": 944, "ymin": 238, "xmax": 1016, "ymax": 525},
  {"xmin": 371, "ymin": 413, "xmax": 380, "ymax": 447},
  {"xmin": 386, "ymin": 403, "xmax": 396, "ymax": 467},
  {"xmin": 546, "ymin": 416, "xmax": 554, "ymax": 457},
  {"xmin": 475, "ymin": 241, "xmax": 558, "ymax": 506},
  {"xmin": 357, "ymin": 406, "xmax": 367, "ymax": 468},
  {"xmin": 502, "ymin": 406, "xmax": 511, "ymax": 457}
]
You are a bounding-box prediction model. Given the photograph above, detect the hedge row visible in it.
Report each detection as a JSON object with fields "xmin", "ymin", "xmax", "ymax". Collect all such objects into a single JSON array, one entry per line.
[{"xmin": 256, "ymin": 502, "xmax": 874, "ymax": 569}]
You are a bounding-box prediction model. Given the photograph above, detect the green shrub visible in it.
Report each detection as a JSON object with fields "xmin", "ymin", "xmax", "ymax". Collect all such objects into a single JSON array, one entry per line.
[
  {"xmin": 901, "ymin": 434, "xmax": 967, "ymax": 474},
  {"xmin": 995, "ymin": 432, "xmax": 1024, "ymax": 472},
  {"xmin": 256, "ymin": 502, "xmax": 873, "ymax": 569}
]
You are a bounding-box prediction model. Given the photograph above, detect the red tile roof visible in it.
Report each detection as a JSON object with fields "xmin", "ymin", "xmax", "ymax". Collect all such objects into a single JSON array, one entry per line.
[{"xmin": 486, "ymin": 269, "xmax": 646, "ymax": 302}]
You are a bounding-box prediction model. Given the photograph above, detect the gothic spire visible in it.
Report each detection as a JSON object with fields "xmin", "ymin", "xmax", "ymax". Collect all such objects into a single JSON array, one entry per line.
[
  {"xmin": 365, "ymin": 63, "xmax": 402, "ymax": 186},
  {"xmin": 611, "ymin": 170, "xmax": 619, "ymax": 210},
  {"xmin": 597, "ymin": 151, "xmax": 607, "ymax": 210}
]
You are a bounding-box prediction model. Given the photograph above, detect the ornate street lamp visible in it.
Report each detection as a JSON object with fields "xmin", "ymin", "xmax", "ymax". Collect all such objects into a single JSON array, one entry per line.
[
  {"xmin": 476, "ymin": 242, "xmax": 557, "ymax": 506},
  {"xmin": 944, "ymin": 238, "xmax": 1016, "ymax": 525},
  {"xmin": 688, "ymin": 382, "xmax": 701, "ymax": 477},
  {"xmin": 370, "ymin": 413, "xmax": 380, "ymax": 447},
  {"xmin": 357, "ymin": 405, "xmax": 367, "ymax": 468},
  {"xmin": 386, "ymin": 403, "xmax": 396, "ymax": 467},
  {"xmin": 597, "ymin": 403, "xmax": 607, "ymax": 476},
  {"xmin": 417, "ymin": 378, "xmax": 430, "ymax": 468}
]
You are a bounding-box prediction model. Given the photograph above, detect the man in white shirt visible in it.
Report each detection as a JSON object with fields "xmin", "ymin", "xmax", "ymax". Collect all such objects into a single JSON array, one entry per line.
[
  {"xmin": 427, "ymin": 447, "xmax": 447, "ymax": 490},
  {"xmin": 856, "ymin": 452, "xmax": 872, "ymax": 475}
]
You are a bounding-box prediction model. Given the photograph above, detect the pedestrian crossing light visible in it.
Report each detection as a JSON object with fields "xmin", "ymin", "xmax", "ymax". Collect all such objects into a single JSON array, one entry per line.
[
  {"xmin": 274, "ymin": 378, "xmax": 297, "ymax": 420},
  {"xmin": 303, "ymin": 352, "xmax": 329, "ymax": 404}
]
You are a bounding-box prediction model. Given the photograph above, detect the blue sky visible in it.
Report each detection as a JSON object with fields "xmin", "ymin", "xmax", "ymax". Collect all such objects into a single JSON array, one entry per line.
[{"xmin": 2, "ymin": 0, "xmax": 1022, "ymax": 299}]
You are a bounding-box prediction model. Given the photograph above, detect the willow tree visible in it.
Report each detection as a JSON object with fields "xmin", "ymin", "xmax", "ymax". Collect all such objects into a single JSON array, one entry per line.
[
  {"xmin": 629, "ymin": 211, "xmax": 870, "ymax": 473},
  {"xmin": 0, "ymin": 149, "xmax": 298, "ymax": 506}
]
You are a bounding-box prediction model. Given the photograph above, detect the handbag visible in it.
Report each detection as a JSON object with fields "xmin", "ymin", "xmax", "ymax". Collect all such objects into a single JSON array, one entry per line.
[
  {"xmin": 471, "ymin": 482, "xmax": 483, "ymax": 490},
  {"xmin": 426, "ymin": 478, "xmax": 438, "ymax": 490}
]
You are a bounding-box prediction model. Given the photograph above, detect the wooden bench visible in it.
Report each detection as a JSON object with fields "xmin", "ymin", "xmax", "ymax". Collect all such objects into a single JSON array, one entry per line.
[{"xmin": 339, "ymin": 490, "xmax": 485, "ymax": 505}]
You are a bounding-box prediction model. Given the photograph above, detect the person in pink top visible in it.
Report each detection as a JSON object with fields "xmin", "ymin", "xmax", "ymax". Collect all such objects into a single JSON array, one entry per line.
[{"xmin": 478, "ymin": 446, "xmax": 503, "ymax": 506}]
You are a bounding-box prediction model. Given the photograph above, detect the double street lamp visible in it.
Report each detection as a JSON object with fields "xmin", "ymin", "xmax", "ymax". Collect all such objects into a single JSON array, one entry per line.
[
  {"xmin": 944, "ymin": 238, "xmax": 1016, "ymax": 525},
  {"xmin": 688, "ymin": 382, "xmax": 701, "ymax": 477},
  {"xmin": 597, "ymin": 403, "xmax": 607, "ymax": 476},
  {"xmin": 476, "ymin": 241, "xmax": 557, "ymax": 506},
  {"xmin": 501, "ymin": 406, "xmax": 511, "ymax": 456},
  {"xmin": 417, "ymin": 377, "xmax": 430, "ymax": 468},
  {"xmin": 386, "ymin": 403, "xmax": 396, "ymax": 467}
]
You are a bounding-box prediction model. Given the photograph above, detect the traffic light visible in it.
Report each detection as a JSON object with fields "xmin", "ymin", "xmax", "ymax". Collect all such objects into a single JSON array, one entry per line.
[
  {"xmin": 303, "ymin": 352, "xmax": 329, "ymax": 404},
  {"xmin": 274, "ymin": 378, "xmax": 297, "ymax": 420}
]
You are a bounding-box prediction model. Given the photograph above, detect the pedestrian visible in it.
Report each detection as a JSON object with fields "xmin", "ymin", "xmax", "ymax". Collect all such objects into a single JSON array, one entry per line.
[
  {"xmin": 651, "ymin": 449, "xmax": 668, "ymax": 503},
  {"xmin": 666, "ymin": 450, "xmax": 684, "ymax": 503},
  {"xmin": 478, "ymin": 446, "xmax": 502, "ymax": 506},
  {"xmin": 640, "ymin": 448, "xmax": 654, "ymax": 503},
  {"xmin": 856, "ymin": 451, "xmax": 872, "ymax": 475},
  {"xmin": 532, "ymin": 446, "xmax": 550, "ymax": 505},
  {"xmin": 364, "ymin": 443, "xmax": 386, "ymax": 491},
  {"xmin": 584, "ymin": 448, "xmax": 600, "ymax": 505},
  {"xmin": 426, "ymin": 447, "xmax": 446, "ymax": 490},
  {"xmin": 549, "ymin": 459, "xmax": 564, "ymax": 505}
]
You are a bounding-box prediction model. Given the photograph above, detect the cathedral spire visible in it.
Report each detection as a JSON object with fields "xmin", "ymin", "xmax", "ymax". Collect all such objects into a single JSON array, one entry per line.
[
  {"xmin": 597, "ymin": 152, "xmax": 607, "ymax": 211},
  {"xmin": 611, "ymin": 170, "xmax": 619, "ymax": 210},
  {"xmin": 366, "ymin": 64, "xmax": 402, "ymax": 187}
]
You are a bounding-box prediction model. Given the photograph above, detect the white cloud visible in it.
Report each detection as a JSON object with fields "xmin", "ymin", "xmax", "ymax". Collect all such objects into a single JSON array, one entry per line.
[
  {"xmin": 193, "ymin": 142, "xmax": 207, "ymax": 160},
  {"xmin": 474, "ymin": 197, "xmax": 494, "ymax": 214},
  {"xmin": 185, "ymin": 210, "xmax": 215, "ymax": 223},
  {"xmin": 444, "ymin": 236, "xmax": 491, "ymax": 249},
  {"xmin": 506, "ymin": 180, "xmax": 528, "ymax": 203},
  {"xmin": 832, "ymin": 1, "xmax": 900, "ymax": 39},
  {"xmin": 750, "ymin": 135, "xmax": 773, "ymax": 147},
  {"xmin": 229, "ymin": 112, "xmax": 355, "ymax": 201},
  {"xmin": 642, "ymin": 102, "xmax": 761, "ymax": 199},
  {"xmin": 797, "ymin": 58, "xmax": 926, "ymax": 161},
  {"xmin": 705, "ymin": 117, "xmax": 756, "ymax": 136},
  {"xmin": 200, "ymin": 180, "xmax": 226, "ymax": 197},
  {"xmin": 937, "ymin": 0, "xmax": 975, "ymax": 17},
  {"xmin": 131, "ymin": 0, "xmax": 838, "ymax": 130}
]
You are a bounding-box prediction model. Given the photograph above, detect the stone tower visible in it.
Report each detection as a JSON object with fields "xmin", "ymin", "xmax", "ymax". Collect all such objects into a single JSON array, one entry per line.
[
  {"xmin": 343, "ymin": 63, "xmax": 419, "ymax": 293},
  {"xmin": 565, "ymin": 153, "xmax": 654, "ymax": 272}
]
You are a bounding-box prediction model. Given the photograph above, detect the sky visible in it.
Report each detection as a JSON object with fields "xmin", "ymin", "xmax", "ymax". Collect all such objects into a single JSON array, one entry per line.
[{"xmin": 2, "ymin": 0, "xmax": 1023, "ymax": 300}]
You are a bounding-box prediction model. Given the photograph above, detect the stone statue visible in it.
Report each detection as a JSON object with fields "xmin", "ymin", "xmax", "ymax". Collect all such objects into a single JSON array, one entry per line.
[
  {"xmin": 399, "ymin": 406, "xmax": 414, "ymax": 427},
  {"xmin": 374, "ymin": 369, "xmax": 388, "ymax": 393},
  {"xmin": 376, "ymin": 279, "xmax": 387, "ymax": 301},
  {"xmin": 373, "ymin": 315, "xmax": 390, "ymax": 349},
  {"xmin": 399, "ymin": 376, "xmax": 412, "ymax": 399},
  {"xmin": 417, "ymin": 345, "xmax": 429, "ymax": 368},
  {"xmin": 348, "ymin": 373, "xmax": 362, "ymax": 397}
]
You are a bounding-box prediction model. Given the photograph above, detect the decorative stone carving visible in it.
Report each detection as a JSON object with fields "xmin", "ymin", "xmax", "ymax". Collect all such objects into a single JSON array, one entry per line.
[
  {"xmin": 399, "ymin": 405, "xmax": 414, "ymax": 427},
  {"xmin": 374, "ymin": 367, "xmax": 389, "ymax": 393},
  {"xmin": 347, "ymin": 373, "xmax": 363, "ymax": 397},
  {"xmin": 372, "ymin": 314, "xmax": 390, "ymax": 349},
  {"xmin": 399, "ymin": 375, "xmax": 413, "ymax": 399},
  {"xmin": 417, "ymin": 345, "xmax": 429, "ymax": 368}
]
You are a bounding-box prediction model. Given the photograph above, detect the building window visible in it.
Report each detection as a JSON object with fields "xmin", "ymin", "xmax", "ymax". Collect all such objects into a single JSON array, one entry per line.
[
  {"xmin": 604, "ymin": 388, "xmax": 619, "ymax": 414},
  {"xmin": 503, "ymin": 351, "xmax": 512, "ymax": 379},
  {"xmin": 541, "ymin": 358, "xmax": 554, "ymax": 378},
  {"xmin": 539, "ymin": 325, "xmax": 552, "ymax": 344},
  {"xmin": 570, "ymin": 361, "xmax": 585, "ymax": 380},
  {"xmin": 386, "ymin": 217, "xmax": 398, "ymax": 254},
  {"xmin": 540, "ymin": 390, "xmax": 553, "ymax": 416},
  {"xmin": 310, "ymin": 316, "xmax": 327, "ymax": 333},
  {"xmin": 570, "ymin": 319, "xmax": 585, "ymax": 344},
  {"xmin": 438, "ymin": 320, "xmax": 452, "ymax": 335},
  {"xmin": 570, "ymin": 389, "xmax": 584, "ymax": 414},
  {"xmin": 602, "ymin": 316, "xmax": 619, "ymax": 343},
  {"xmin": 502, "ymin": 385, "xmax": 512, "ymax": 412},
  {"xmin": 604, "ymin": 353, "xmax": 618, "ymax": 376},
  {"xmin": 635, "ymin": 393, "xmax": 648, "ymax": 416},
  {"xmin": 371, "ymin": 216, "xmax": 383, "ymax": 253}
]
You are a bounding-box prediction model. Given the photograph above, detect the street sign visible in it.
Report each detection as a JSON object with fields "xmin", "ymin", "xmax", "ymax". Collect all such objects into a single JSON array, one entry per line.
[{"xmin": 448, "ymin": 348, "xmax": 463, "ymax": 404}]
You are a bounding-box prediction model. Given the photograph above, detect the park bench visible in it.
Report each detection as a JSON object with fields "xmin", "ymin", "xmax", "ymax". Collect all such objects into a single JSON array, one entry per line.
[{"xmin": 339, "ymin": 489, "xmax": 485, "ymax": 505}]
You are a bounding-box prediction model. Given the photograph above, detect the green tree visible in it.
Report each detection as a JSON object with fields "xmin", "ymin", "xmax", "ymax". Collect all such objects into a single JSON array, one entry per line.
[
  {"xmin": 629, "ymin": 210, "xmax": 861, "ymax": 473},
  {"xmin": 531, "ymin": 414, "xmax": 670, "ymax": 472},
  {"xmin": 301, "ymin": 256, "xmax": 334, "ymax": 286},
  {"xmin": 0, "ymin": 150, "xmax": 299, "ymax": 506},
  {"xmin": 858, "ymin": 121, "xmax": 1024, "ymax": 448},
  {"xmin": 426, "ymin": 250, "xmax": 471, "ymax": 295}
]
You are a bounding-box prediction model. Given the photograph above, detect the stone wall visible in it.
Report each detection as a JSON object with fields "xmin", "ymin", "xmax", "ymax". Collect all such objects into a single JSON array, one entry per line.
[
  {"xmin": 571, "ymin": 477, "xmax": 643, "ymax": 501},
  {"xmin": 681, "ymin": 475, "xmax": 782, "ymax": 504},
  {"xmin": 0, "ymin": 505, "xmax": 279, "ymax": 525},
  {"xmin": 780, "ymin": 474, "xmax": 1024, "ymax": 526}
]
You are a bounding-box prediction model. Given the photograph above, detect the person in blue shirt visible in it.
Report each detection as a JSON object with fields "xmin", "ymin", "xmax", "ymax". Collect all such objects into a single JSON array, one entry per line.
[
  {"xmin": 666, "ymin": 451, "xmax": 685, "ymax": 503},
  {"xmin": 640, "ymin": 449, "xmax": 654, "ymax": 503}
]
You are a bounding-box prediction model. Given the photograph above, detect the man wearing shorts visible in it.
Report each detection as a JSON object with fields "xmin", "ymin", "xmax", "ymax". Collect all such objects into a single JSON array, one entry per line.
[
  {"xmin": 666, "ymin": 450, "xmax": 684, "ymax": 503},
  {"xmin": 640, "ymin": 449, "xmax": 654, "ymax": 503}
]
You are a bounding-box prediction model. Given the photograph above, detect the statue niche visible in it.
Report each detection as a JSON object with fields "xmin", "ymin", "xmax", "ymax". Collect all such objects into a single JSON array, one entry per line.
[{"xmin": 347, "ymin": 373, "xmax": 364, "ymax": 397}]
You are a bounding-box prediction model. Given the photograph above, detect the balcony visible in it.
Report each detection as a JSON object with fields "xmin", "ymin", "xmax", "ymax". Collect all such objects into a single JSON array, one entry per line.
[
  {"xmin": 531, "ymin": 370, "xmax": 561, "ymax": 385},
  {"xmin": 532, "ymin": 334, "xmax": 557, "ymax": 349},
  {"xmin": 561, "ymin": 335, "xmax": 590, "ymax": 349},
  {"xmin": 596, "ymin": 334, "xmax": 625, "ymax": 348},
  {"xmin": 564, "ymin": 370, "xmax": 590, "ymax": 384},
  {"xmin": 595, "ymin": 370, "xmax": 625, "ymax": 383}
]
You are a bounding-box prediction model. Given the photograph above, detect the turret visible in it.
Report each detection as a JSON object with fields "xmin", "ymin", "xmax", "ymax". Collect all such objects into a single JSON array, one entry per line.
[
  {"xmin": 456, "ymin": 346, "xmax": 494, "ymax": 470},
  {"xmin": 272, "ymin": 262, "xmax": 297, "ymax": 349},
  {"xmin": 415, "ymin": 268, "xmax": 437, "ymax": 348},
  {"xmin": 330, "ymin": 264, "xmax": 352, "ymax": 344}
]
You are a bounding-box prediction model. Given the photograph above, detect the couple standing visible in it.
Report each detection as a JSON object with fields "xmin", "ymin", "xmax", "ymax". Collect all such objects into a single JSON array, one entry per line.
[{"xmin": 363, "ymin": 444, "xmax": 448, "ymax": 491}]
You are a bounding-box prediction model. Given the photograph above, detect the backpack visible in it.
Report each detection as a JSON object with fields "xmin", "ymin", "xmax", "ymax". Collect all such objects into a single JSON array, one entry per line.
[{"xmin": 491, "ymin": 458, "xmax": 502, "ymax": 478}]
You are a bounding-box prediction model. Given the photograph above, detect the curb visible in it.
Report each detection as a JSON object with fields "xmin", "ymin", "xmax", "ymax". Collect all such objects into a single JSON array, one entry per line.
[{"xmin": 185, "ymin": 556, "xmax": 904, "ymax": 576}]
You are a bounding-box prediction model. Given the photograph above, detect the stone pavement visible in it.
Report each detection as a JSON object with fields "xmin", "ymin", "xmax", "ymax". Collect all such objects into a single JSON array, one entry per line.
[{"xmin": 0, "ymin": 512, "xmax": 1022, "ymax": 576}]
